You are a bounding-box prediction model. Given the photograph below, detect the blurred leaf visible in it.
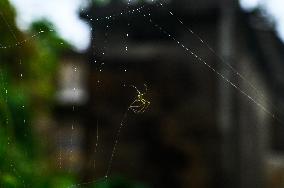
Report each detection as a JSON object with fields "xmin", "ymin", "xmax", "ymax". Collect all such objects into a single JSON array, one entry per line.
[{"xmin": 1, "ymin": 174, "xmax": 19, "ymax": 188}]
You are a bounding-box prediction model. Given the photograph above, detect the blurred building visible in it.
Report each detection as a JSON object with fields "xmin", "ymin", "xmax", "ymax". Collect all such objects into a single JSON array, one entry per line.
[{"xmin": 55, "ymin": 0, "xmax": 284, "ymax": 188}]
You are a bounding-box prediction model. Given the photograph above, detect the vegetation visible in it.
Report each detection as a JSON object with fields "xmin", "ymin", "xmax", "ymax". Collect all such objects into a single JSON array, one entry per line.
[
  {"xmin": 0, "ymin": 1, "xmax": 147, "ymax": 187},
  {"xmin": 0, "ymin": 1, "xmax": 74, "ymax": 187}
]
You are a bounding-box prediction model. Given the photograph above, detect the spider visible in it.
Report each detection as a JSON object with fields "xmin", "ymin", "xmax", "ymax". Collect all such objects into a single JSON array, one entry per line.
[{"xmin": 128, "ymin": 84, "xmax": 150, "ymax": 114}]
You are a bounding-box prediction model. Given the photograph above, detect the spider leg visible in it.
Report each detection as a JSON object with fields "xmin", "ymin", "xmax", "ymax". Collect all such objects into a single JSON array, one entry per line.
[
  {"xmin": 143, "ymin": 84, "xmax": 148, "ymax": 94},
  {"xmin": 129, "ymin": 99, "xmax": 141, "ymax": 114},
  {"xmin": 139, "ymin": 106, "xmax": 146, "ymax": 114},
  {"xmin": 142, "ymin": 101, "xmax": 150, "ymax": 113},
  {"xmin": 135, "ymin": 100, "xmax": 145, "ymax": 114},
  {"xmin": 130, "ymin": 85, "xmax": 141, "ymax": 95},
  {"xmin": 129, "ymin": 107, "xmax": 139, "ymax": 114},
  {"xmin": 129, "ymin": 99, "xmax": 138, "ymax": 108},
  {"xmin": 138, "ymin": 100, "xmax": 150, "ymax": 114}
]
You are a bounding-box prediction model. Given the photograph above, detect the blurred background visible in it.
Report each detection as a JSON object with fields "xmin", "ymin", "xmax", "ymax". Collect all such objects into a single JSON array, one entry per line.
[{"xmin": 1, "ymin": 0, "xmax": 284, "ymax": 187}]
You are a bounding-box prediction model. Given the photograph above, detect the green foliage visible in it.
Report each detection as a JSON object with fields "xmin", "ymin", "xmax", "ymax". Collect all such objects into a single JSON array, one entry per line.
[
  {"xmin": 0, "ymin": 1, "xmax": 150, "ymax": 187},
  {"xmin": 0, "ymin": 0, "xmax": 74, "ymax": 187}
]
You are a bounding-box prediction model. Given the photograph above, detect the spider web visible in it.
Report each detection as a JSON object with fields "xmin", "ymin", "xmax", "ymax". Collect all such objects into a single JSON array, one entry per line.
[{"xmin": 0, "ymin": 0, "xmax": 283, "ymax": 187}]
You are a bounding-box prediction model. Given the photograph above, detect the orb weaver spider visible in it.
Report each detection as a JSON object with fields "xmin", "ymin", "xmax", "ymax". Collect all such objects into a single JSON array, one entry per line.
[{"xmin": 128, "ymin": 84, "xmax": 151, "ymax": 114}]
